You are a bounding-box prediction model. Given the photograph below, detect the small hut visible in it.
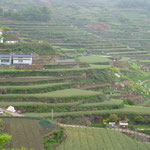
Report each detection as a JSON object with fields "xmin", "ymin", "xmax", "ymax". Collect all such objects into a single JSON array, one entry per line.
[{"xmin": 119, "ymin": 121, "xmax": 128, "ymax": 129}]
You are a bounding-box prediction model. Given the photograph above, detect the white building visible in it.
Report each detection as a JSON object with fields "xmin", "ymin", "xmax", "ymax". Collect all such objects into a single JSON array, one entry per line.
[
  {"xmin": 13, "ymin": 54, "xmax": 32, "ymax": 65},
  {"xmin": 0, "ymin": 54, "xmax": 12, "ymax": 65},
  {"xmin": 7, "ymin": 106, "xmax": 16, "ymax": 113}
]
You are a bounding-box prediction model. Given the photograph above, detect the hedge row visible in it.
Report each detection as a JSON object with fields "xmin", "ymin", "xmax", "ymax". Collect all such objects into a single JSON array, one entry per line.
[
  {"xmin": 0, "ymin": 100, "xmax": 123, "ymax": 113},
  {"xmin": 40, "ymin": 106, "xmax": 150, "ymax": 121},
  {"xmin": 0, "ymin": 94, "xmax": 102, "ymax": 103},
  {"xmin": 0, "ymin": 77, "xmax": 75, "ymax": 86},
  {"xmin": 75, "ymin": 100, "xmax": 124, "ymax": 111},
  {"xmin": 43, "ymin": 63, "xmax": 89, "ymax": 69},
  {"xmin": 0, "ymin": 68, "xmax": 107, "ymax": 77},
  {"xmin": 1, "ymin": 102, "xmax": 80, "ymax": 113}
]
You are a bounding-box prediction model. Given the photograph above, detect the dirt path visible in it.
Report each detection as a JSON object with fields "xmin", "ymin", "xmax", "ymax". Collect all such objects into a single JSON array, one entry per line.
[
  {"xmin": 3, "ymin": 109, "xmax": 24, "ymax": 117},
  {"xmin": 112, "ymin": 128, "xmax": 150, "ymax": 139},
  {"xmin": 59, "ymin": 123, "xmax": 150, "ymax": 139},
  {"xmin": 59, "ymin": 123, "xmax": 90, "ymax": 128}
]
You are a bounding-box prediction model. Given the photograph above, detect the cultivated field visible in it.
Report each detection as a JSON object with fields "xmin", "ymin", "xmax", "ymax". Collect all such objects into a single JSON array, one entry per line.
[
  {"xmin": 79, "ymin": 56, "xmax": 111, "ymax": 64},
  {"xmin": 3, "ymin": 118, "xmax": 51, "ymax": 150},
  {"xmin": 56, "ymin": 127, "xmax": 150, "ymax": 150}
]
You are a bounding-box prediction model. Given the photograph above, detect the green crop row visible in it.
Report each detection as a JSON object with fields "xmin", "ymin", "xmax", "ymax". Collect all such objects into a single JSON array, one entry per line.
[
  {"xmin": 0, "ymin": 100, "xmax": 123, "ymax": 113},
  {"xmin": 0, "ymin": 82, "xmax": 74, "ymax": 94},
  {"xmin": 75, "ymin": 100, "xmax": 124, "ymax": 111},
  {"xmin": 0, "ymin": 89, "xmax": 102, "ymax": 103}
]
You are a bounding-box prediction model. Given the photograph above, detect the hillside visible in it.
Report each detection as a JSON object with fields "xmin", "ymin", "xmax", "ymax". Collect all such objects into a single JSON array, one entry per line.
[
  {"xmin": 0, "ymin": 0, "xmax": 150, "ymax": 149},
  {"xmin": 0, "ymin": 0, "xmax": 150, "ymax": 59}
]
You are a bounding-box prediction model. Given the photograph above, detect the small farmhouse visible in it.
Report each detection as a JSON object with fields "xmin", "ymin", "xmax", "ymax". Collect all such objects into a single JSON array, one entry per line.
[
  {"xmin": 0, "ymin": 54, "xmax": 11, "ymax": 65},
  {"xmin": 13, "ymin": 54, "xmax": 32, "ymax": 65}
]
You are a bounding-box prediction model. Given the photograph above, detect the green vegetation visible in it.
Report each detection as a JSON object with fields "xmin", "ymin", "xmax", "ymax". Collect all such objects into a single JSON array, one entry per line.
[
  {"xmin": 24, "ymin": 105, "xmax": 150, "ymax": 119},
  {"xmin": 2, "ymin": 41, "xmax": 55, "ymax": 55},
  {"xmin": 0, "ymin": 134, "xmax": 12, "ymax": 149},
  {"xmin": 43, "ymin": 127, "xmax": 65, "ymax": 150},
  {"xmin": 0, "ymin": 89, "xmax": 102, "ymax": 103},
  {"xmin": 56, "ymin": 127, "xmax": 150, "ymax": 150},
  {"xmin": 0, "ymin": 82, "xmax": 73, "ymax": 94},
  {"xmin": 0, "ymin": 1, "xmax": 150, "ymax": 149},
  {"xmin": 79, "ymin": 56, "xmax": 111, "ymax": 64},
  {"xmin": 124, "ymin": 99, "xmax": 135, "ymax": 105},
  {"xmin": 8, "ymin": 6, "xmax": 52, "ymax": 22},
  {"xmin": 2, "ymin": 118, "xmax": 56, "ymax": 149}
]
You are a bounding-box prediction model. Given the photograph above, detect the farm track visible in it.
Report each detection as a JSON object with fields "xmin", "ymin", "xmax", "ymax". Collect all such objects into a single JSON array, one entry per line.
[{"xmin": 59, "ymin": 123, "xmax": 150, "ymax": 140}]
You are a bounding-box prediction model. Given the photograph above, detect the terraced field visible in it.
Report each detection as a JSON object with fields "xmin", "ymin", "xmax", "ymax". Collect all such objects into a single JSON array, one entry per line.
[
  {"xmin": 56, "ymin": 127, "xmax": 150, "ymax": 150},
  {"xmin": 1, "ymin": 0, "xmax": 150, "ymax": 60},
  {"xmin": 1, "ymin": 0, "xmax": 150, "ymax": 149},
  {"xmin": 3, "ymin": 118, "xmax": 55, "ymax": 150}
]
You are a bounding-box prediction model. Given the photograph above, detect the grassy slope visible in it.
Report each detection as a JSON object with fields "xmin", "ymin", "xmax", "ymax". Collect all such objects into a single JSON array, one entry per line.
[
  {"xmin": 56, "ymin": 127, "xmax": 150, "ymax": 150},
  {"xmin": 79, "ymin": 56, "xmax": 111, "ymax": 64}
]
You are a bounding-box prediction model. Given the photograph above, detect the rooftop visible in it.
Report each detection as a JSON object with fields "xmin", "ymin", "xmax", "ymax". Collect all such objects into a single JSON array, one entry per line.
[
  {"xmin": 13, "ymin": 54, "xmax": 32, "ymax": 58},
  {"xmin": 0, "ymin": 54, "xmax": 11, "ymax": 58}
]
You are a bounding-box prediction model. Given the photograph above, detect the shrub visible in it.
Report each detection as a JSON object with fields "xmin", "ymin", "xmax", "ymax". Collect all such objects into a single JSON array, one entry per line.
[
  {"xmin": 134, "ymin": 116, "xmax": 143, "ymax": 123},
  {"xmin": 43, "ymin": 127, "xmax": 65, "ymax": 150},
  {"xmin": 124, "ymin": 99, "xmax": 134, "ymax": 105},
  {"xmin": 0, "ymin": 134, "xmax": 12, "ymax": 148}
]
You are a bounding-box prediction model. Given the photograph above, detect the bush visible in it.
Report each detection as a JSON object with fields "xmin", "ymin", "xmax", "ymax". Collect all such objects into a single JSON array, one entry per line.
[
  {"xmin": 124, "ymin": 99, "xmax": 134, "ymax": 105},
  {"xmin": 0, "ymin": 134, "xmax": 12, "ymax": 148},
  {"xmin": 43, "ymin": 127, "xmax": 65, "ymax": 150},
  {"xmin": 134, "ymin": 116, "xmax": 143, "ymax": 123}
]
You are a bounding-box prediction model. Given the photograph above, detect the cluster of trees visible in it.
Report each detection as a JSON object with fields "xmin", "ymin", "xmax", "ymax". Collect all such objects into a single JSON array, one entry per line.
[
  {"xmin": 103, "ymin": 114, "xmax": 130, "ymax": 123},
  {"xmin": 128, "ymin": 83, "xmax": 150, "ymax": 97},
  {"xmin": 2, "ymin": 41, "xmax": 55, "ymax": 55},
  {"xmin": 3, "ymin": 6, "xmax": 52, "ymax": 22}
]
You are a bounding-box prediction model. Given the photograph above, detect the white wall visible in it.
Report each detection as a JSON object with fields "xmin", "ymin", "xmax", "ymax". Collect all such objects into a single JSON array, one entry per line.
[
  {"xmin": 0, "ymin": 58, "xmax": 11, "ymax": 65},
  {"xmin": 13, "ymin": 58, "xmax": 32, "ymax": 65}
]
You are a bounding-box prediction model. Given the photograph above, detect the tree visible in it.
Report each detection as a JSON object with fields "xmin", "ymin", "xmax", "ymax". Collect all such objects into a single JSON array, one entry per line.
[
  {"xmin": 0, "ymin": 134, "xmax": 12, "ymax": 148},
  {"xmin": 109, "ymin": 114, "xmax": 120, "ymax": 122},
  {"xmin": 10, "ymin": 6, "xmax": 52, "ymax": 22}
]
